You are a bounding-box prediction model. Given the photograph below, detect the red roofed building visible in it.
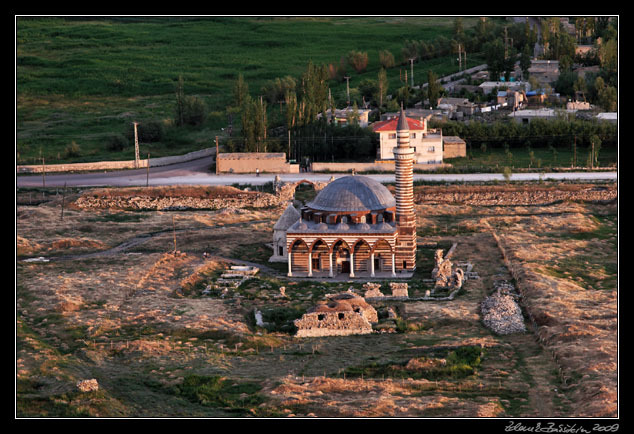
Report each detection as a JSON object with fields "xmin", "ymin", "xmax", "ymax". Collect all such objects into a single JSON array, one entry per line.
[{"xmin": 372, "ymin": 115, "xmax": 443, "ymax": 164}]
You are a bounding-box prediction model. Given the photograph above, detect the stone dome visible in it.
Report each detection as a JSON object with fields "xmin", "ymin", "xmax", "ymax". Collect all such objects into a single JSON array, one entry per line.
[{"xmin": 306, "ymin": 176, "xmax": 395, "ymax": 212}]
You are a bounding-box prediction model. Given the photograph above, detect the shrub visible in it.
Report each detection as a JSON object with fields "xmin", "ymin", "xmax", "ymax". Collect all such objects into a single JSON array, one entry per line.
[
  {"xmin": 347, "ymin": 50, "xmax": 368, "ymax": 73},
  {"xmin": 64, "ymin": 141, "xmax": 81, "ymax": 158},
  {"xmin": 175, "ymin": 375, "xmax": 264, "ymax": 412},
  {"xmin": 182, "ymin": 95, "xmax": 207, "ymax": 127},
  {"xmin": 126, "ymin": 120, "xmax": 165, "ymax": 143},
  {"xmin": 105, "ymin": 134, "xmax": 129, "ymax": 151}
]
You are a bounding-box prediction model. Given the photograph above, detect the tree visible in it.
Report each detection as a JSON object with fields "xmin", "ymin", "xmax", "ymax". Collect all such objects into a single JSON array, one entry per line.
[
  {"xmin": 594, "ymin": 76, "xmax": 617, "ymax": 111},
  {"xmin": 174, "ymin": 75, "xmax": 207, "ymax": 127},
  {"xmin": 426, "ymin": 70, "xmax": 440, "ymax": 108},
  {"xmin": 598, "ymin": 38, "xmax": 617, "ymax": 75},
  {"xmin": 519, "ymin": 44, "xmax": 532, "ymax": 79},
  {"xmin": 588, "ymin": 134, "xmax": 601, "ymax": 168},
  {"xmin": 347, "ymin": 50, "xmax": 369, "ymax": 73},
  {"xmin": 484, "ymin": 39, "xmax": 505, "ymax": 81},
  {"xmin": 285, "ymin": 90, "xmax": 298, "ymax": 131},
  {"xmin": 453, "ymin": 17, "xmax": 465, "ymax": 42},
  {"xmin": 240, "ymin": 96, "xmax": 256, "ymax": 152},
  {"xmin": 358, "ymin": 78, "xmax": 378, "ymax": 102},
  {"xmin": 376, "ymin": 68, "xmax": 388, "ymax": 108},
  {"xmin": 175, "ymin": 75, "xmax": 185, "ymax": 127},
  {"xmin": 379, "ymin": 50, "xmax": 395, "ymax": 69},
  {"xmin": 254, "ymin": 96, "xmax": 267, "ymax": 152},
  {"xmin": 233, "ymin": 73, "xmax": 249, "ymax": 108}
]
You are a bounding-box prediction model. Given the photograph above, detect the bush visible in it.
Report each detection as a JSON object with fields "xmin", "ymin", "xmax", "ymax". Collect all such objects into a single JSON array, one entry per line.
[
  {"xmin": 126, "ymin": 120, "xmax": 165, "ymax": 143},
  {"xmin": 175, "ymin": 375, "xmax": 264, "ymax": 412},
  {"xmin": 64, "ymin": 141, "xmax": 81, "ymax": 158},
  {"xmin": 105, "ymin": 134, "xmax": 129, "ymax": 151},
  {"xmin": 182, "ymin": 95, "xmax": 207, "ymax": 126}
]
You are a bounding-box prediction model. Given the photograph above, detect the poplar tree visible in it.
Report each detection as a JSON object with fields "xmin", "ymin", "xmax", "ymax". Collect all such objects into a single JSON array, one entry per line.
[
  {"xmin": 426, "ymin": 70, "xmax": 440, "ymax": 108},
  {"xmin": 233, "ymin": 73, "xmax": 249, "ymax": 108},
  {"xmin": 377, "ymin": 68, "xmax": 388, "ymax": 108}
]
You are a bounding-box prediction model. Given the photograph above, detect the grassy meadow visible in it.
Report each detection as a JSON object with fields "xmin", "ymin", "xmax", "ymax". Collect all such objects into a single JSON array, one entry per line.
[{"xmin": 17, "ymin": 16, "xmax": 487, "ymax": 165}]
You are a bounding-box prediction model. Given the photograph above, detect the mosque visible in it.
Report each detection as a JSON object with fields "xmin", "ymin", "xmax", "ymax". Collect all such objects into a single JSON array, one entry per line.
[{"xmin": 271, "ymin": 107, "xmax": 417, "ymax": 278}]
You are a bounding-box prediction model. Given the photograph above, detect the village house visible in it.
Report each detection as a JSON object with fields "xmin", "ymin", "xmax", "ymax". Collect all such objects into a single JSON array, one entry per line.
[
  {"xmin": 479, "ymin": 80, "xmax": 531, "ymax": 95},
  {"xmin": 216, "ymin": 152, "xmax": 299, "ymax": 174},
  {"xmin": 320, "ymin": 107, "xmax": 372, "ymax": 128},
  {"xmin": 372, "ymin": 114, "xmax": 443, "ymax": 164},
  {"xmin": 528, "ymin": 60, "xmax": 560, "ymax": 85}
]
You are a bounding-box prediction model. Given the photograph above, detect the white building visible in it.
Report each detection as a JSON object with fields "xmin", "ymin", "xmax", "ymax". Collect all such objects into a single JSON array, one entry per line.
[
  {"xmin": 479, "ymin": 81, "xmax": 531, "ymax": 95},
  {"xmin": 372, "ymin": 115, "xmax": 443, "ymax": 164},
  {"xmin": 320, "ymin": 107, "xmax": 372, "ymax": 128}
]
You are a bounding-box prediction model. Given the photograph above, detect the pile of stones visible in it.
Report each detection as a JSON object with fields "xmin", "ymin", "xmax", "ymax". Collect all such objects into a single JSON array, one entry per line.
[{"xmin": 480, "ymin": 281, "xmax": 526, "ymax": 335}]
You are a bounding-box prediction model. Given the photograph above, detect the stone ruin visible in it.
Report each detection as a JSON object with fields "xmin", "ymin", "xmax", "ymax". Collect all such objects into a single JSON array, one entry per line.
[
  {"xmin": 202, "ymin": 265, "xmax": 259, "ymax": 296},
  {"xmin": 431, "ymin": 244, "xmax": 465, "ymax": 292},
  {"xmin": 480, "ymin": 279, "xmax": 526, "ymax": 335},
  {"xmin": 389, "ymin": 282, "xmax": 409, "ymax": 298},
  {"xmin": 273, "ymin": 175, "xmax": 334, "ymax": 202},
  {"xmin": 294, "ymin": 292, "xmax": 378, "ymax": 337},
  {"xmin": 76, "ymin": 379, "xmax": 99, "ymax": 393},
  {"xmin": 362, "ymin": 281, "xmax": 409, "ymax": 300}
]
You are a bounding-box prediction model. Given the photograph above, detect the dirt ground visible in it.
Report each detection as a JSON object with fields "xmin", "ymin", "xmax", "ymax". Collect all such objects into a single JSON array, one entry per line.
[{"xmin": 15, "ymin": 182, "xmax": 618, "ymax": 418}]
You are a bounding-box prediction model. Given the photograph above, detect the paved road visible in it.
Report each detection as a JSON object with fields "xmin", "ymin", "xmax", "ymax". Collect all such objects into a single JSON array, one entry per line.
[{"xmin": 15, "ymin": 156, "xmax": 617, "ymax": 188}]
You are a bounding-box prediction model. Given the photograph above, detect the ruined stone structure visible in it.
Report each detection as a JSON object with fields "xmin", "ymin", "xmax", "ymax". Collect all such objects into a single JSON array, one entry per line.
[
  {"xmin": 431, "ymin": 244, "xmax": 465, "ymax": 292},
  {"xmin": 276, "ymin": 107, "xmax": 416, "ymax": 278},
  {"xmin": 294, "ymin": 292, "xmax": 378, "ymax": 337}
]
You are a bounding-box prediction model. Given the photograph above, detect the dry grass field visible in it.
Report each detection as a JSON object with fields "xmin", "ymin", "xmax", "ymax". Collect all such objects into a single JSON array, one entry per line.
[{"xmin": 15, "ymin": 182, "xmax": 617, "ymax": 418}]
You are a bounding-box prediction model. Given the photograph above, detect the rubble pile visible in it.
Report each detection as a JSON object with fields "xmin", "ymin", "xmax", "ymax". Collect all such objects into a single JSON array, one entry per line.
[{"xmin": 481, "ymin": 282, "xmax": 526, "ymax": 335}]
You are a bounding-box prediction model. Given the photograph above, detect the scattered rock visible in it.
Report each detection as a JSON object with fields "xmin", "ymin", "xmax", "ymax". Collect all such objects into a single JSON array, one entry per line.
[{"xmin": 76, "ymin": 379, "xmax": 99, "ymax": 393}]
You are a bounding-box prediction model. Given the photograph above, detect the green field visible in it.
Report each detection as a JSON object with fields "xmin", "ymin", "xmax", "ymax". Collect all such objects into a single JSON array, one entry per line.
[{"xmin": 17, "ymin": 16, "xmax": 487, "ymax": 165}]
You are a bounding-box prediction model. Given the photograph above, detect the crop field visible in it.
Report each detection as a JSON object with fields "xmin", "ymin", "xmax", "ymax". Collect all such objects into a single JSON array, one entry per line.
[
  {"xmin": 16, "ymin": 16, "xmax": 488, "ymax": 165},
  {"xmin": 16, "ymin": 181, "xmax": 617, "ymax": 418}
]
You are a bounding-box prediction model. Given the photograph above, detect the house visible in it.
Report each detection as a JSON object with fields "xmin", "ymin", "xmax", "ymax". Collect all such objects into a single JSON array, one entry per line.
[
  {"xmin": 573, "ymin": 65, "xmax": 600, "ymax": 79},
  {"xmin": 443, "ymin": 136, "xmax": 467, "ymax": 158},
  {"xmin": 528, "ymin": 60, "xmax": 560, "ymax": 85},
  {"xmin": 596, "ymin": 112, "xmax": 617, "ymax": 123},
  {"xmin": 372, "ymin": 114, "xmax": 443, "ymax": 164},
  {"xmin": 216, "ymin": 152, "xmax": 299, "ymax": 174},
  {"xmin": 497, "ymin": 90, "xmax": 527, "ymax": 110},
  {"xmin": 437, "ymin": 97, "xmax": 470, "ymax": 112},
  {"xmin": 479, "ymin": 81, "xmax": 531, "ymax": 95},
  {"xmin": 320, "ymin": 107, "xmax": 371, "ymax": 128},
  {"xmin": 381, "ymin": 108, "xmax": 437, "ymax": 122},
  {"xmin": 508, "ymin": 108, "xmax": 558, "ymax": 124}
]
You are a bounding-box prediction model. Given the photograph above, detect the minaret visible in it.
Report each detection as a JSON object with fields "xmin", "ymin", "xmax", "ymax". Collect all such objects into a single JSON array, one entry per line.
[{"xmin": 393, "ymin": 106, "xmax": 417, "ymax": 272}]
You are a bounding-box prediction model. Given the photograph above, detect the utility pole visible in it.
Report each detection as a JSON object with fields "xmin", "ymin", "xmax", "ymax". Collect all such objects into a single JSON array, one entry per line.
[
  {"xmin": 172, "ymin": 215, "xmax": 177, "ymax": 252},
  {"xmin": 408, "ymin": 58, "xmax": 415, "ymax": 87},
  {"xmin": 133, "ymin": 121, "xmax": 140, "ymax": 169},
  {"xmin": 146, "ymin": 153, "xmax": 150, "ymax": 187},
  {"xmin": 41, "ymin": 157, "xmax": 46, "ymax": 188},
  {"xmin": 215, "ymin": 136, "xmax": 219, "ymax": 175},
  {"xmin": 457, "ymin": 44, "xmax": 462, "ymax": 71},
  {"xmin": 344, "ymin": 76, "xmax": 351, "ymax": 107},
  {"xmin": 60, "ymin": 182, "xmax": 66, "ymax": 220}
]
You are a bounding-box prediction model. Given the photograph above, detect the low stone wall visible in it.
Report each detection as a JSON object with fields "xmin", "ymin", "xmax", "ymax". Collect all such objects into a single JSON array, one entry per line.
[
  {"xmin": 74, "ymin": 190, "xmax": 282, "ymax": 211},
  {"xmin": 414, "ymin": 184, "xmax": 617, "ymax": 206},
  {"xmin": 311, "ymin": 162, "xmax": 451, "ymax": 173},
  {"xmin": 17, "ymin": 148, "xmax": 215, "ymax": 174}
]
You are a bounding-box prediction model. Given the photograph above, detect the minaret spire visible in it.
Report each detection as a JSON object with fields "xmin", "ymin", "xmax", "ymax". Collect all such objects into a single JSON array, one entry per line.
[{"xmin": 393, "ymin": 105, "xmax": 417, "ymax": 272}]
